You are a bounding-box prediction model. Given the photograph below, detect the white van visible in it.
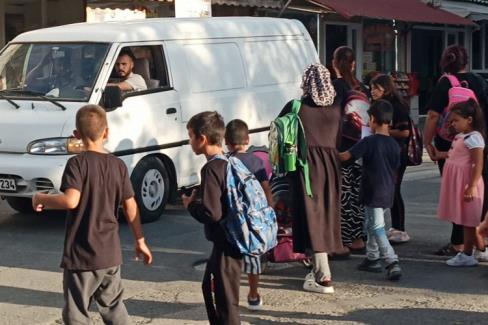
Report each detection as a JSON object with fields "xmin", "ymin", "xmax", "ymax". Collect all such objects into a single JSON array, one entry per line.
[{"xmin": 0, "ymin": 17, "xmax": 318, "ymax": 222}]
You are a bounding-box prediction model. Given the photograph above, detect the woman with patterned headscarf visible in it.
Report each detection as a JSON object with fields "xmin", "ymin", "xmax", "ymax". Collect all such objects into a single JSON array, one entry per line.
[{"xmin": 277, "ymin": 63, "xmax": 342, "ymax": 294}]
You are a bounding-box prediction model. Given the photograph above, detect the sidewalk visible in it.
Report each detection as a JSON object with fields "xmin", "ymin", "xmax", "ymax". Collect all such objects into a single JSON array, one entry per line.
[
  {"xmin": 109, "ymin": 160, "xmax": 488, "ymax": 324},
  {"xmin": 2, "ymin": 160, "xmax": 488, "ymax": 325}
]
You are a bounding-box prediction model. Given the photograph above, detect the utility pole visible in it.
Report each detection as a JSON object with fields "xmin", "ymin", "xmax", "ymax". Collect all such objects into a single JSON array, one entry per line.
[{"xmin": 0, "ymin": 0, "xmax": 5, "ymax": 47}]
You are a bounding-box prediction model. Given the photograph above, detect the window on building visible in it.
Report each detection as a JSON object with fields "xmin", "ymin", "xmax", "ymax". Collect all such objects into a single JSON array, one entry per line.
[
  {"xmin": 325, "ymin": 24, "xmax": 348, "ymax": 75},
  {"xmin": 472, "ymin": 29, "xmax": 482, "ymax": 70},
  {"xmin": 363, "ymin": 20, "xmax": 396, "ymax": 76},
  {"xmin": 470, "ymin": 23, "xmax": 488, "ymax": 71}
]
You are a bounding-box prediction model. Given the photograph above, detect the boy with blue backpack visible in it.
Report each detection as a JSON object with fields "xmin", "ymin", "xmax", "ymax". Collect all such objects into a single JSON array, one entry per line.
[
  {"xmin": 225, "ymin": 119, "xmax": 274, "ymax": 311},
  {"xmin": 182, "ymin": 112, "xmax": 277, "ymax": 324}
]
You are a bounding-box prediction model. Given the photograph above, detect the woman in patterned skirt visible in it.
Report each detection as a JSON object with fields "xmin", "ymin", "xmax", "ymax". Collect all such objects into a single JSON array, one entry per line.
[{"xmin": 332, "ymin": 46, "xmax": 370, "ymax": 253}]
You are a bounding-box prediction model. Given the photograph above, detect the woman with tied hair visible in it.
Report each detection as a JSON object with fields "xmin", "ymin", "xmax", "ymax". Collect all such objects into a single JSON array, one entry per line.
[
  {"xmin": 277, "ymin": 63, "xmax": 342, "ymax": 294},
  {"xmin": 424, "ymin": 45, "xmax": 488, "ymax": 257},
  {"xmin": 332, "ymin": 46, "xmax": 370, "ymax": 254}
]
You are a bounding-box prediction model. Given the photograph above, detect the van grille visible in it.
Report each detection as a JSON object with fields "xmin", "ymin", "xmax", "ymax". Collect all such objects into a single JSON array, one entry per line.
[{"xmin": 34, "ymin": 178, "xmax": 55, "ymax": 192}]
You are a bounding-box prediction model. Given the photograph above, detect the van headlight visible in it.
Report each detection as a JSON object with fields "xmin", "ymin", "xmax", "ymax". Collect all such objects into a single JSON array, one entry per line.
[{"xmin": 27, "ymin": 137, "xmax": 84, "ymax": 155}]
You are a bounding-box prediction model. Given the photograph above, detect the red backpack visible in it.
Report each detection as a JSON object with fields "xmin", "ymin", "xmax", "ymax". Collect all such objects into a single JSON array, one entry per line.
[
  {"xmin": 436, "ymin": 74, "xmax": 478, "ymax": 141},
  {"xmin": 342, "ymin": 90, "xmax": 371, "ymax": 142}
]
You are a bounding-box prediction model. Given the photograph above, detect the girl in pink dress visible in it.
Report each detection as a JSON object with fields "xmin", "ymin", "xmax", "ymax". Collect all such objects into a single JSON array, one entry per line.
[{"xmin": 435, "ymin": 99, "xmax": 487, "ymax": 266}]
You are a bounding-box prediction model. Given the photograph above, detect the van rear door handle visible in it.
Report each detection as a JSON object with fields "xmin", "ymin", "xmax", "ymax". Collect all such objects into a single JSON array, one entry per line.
[{"xmin": 166, "ymin": 107, "xmax": 177, "ymax": 114}]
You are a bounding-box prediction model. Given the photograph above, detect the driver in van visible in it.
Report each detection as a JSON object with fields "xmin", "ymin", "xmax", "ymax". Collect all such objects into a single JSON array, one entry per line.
[{"xmin": 107, "ymin": 49, "xmax": 147, "ymax": 92}]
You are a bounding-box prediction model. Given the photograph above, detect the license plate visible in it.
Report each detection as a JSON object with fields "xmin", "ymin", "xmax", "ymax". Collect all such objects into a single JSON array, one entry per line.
[{"xmin": 0, "ymin": 178, "xmax": 16, "ymax": 192}]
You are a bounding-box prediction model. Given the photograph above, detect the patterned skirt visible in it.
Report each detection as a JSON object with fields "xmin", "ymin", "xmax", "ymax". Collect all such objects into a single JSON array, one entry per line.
[{"xmin": 340, "ymin": 163, "xmax": 364, "ymax": 245}]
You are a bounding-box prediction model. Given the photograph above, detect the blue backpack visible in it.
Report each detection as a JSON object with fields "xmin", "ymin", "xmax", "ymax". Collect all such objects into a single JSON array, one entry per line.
[{"xmin": 214, "ymin": 155, "xmax": 278, "ymax": 256}]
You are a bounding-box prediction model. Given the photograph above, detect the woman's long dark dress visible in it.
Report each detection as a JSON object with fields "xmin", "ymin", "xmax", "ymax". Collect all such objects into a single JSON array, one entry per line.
[{"xmin": 280, "ymin": 97, "xmax": 343, "ymax": 254}]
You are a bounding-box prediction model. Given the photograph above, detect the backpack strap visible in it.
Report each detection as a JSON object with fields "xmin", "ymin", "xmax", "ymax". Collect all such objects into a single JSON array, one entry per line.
[
  {"xmin": 293, "ymin": 103, "xmax": 313, "ymax": 198},
  {"xmin": 297, "ymin": 119, "xmax": 313, "ymax": 197},
  {"xmin": 291, "ymin": 99, "xmax": 301, "ymax": 114},
  {"xmin": 209, "ymin": 154, "xmax": 228, "ymax": 163},
  {"xmin": 443, "ymin": 74, "xmax": 461, "ymax": 88}
]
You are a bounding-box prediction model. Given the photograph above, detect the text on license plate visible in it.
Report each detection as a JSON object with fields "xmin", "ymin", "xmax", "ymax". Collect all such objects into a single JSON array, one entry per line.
[{"xmin": 0, "ymin": 178, "xmax": 16, "ymax": 191}]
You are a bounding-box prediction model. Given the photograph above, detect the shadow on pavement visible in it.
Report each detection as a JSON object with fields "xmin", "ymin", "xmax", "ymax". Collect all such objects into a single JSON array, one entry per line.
[
  {"xmin": 1, "ymin": 285, "xmax": 488, "ymax": 324},
  {"xmin": 241, "ymin": 307, "xmax": 488, "ymax": 325}
]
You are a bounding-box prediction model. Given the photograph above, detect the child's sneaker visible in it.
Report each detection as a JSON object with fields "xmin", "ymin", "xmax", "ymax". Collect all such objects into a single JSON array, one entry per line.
[
  {"xmin": 389, "ymin": 231, "xmax": 410, "ymax": 244},
  {"xmin": 357, "ymin": 258, "xmax": 382, "ymax": 273},
  {"xmin": 386, "ymin": 261, "xmax": 402, "ymax": 281},
  {"xmin": 474, "ymin": 249, "xmax": 488, "ymax": 262},
  {"xmin": 386, "ymin": 228, "xmax": 397, "ymax": 238},
  {"xmin": 446, "ymin": 252, "xmax": 478, "ymax": 267},
  {"xmin": 247, "ymin": 295, "xmax": 263, "ymax": 311},
  {"xmin": 303, "ymin": 272, "xmax": 334, "ymax": 293}
]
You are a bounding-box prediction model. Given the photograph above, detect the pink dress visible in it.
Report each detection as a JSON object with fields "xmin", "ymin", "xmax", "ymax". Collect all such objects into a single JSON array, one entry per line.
[{"xmin": 438, "ymin": 131, "xmax": 485, "ymax": 227}]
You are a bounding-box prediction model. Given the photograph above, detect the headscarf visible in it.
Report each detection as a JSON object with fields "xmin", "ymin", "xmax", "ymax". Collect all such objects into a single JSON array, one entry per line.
[{"xmin": 301, "ymin": 64, "xmax": 336, "ymax": 107}]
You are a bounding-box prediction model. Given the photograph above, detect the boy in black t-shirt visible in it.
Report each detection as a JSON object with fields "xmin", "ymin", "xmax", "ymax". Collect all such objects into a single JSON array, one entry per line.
[
  {"xmin": 32, "ymin": 104, "xmax": 152, "ymax": 324},
  {"xmin": 182, "ymin": 111, "xmax": 242, "ymax": 325},
  {"xmin": 339, "ymin": 100, "xmax": 402, "ymax": 281},
  {"xmin": 225, "ymin": 119, "xmax": 273, "ymax": 311}
]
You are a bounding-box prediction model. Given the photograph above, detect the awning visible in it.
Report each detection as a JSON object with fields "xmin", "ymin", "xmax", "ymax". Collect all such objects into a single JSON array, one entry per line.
[
  {"xmin": 212, "ymin": 0, "xmax": 282, "ymax": 8},
  {"xmin": 307, "ymin": 0, "xmax": 476, "ymax": 26},
  {"xmin": 441, "ymin": 0, "xmax": 488, "ymax": 21}
]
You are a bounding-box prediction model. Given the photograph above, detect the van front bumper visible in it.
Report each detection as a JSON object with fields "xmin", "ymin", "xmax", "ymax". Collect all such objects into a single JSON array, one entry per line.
[{"xmin": 0, "ymin": 153, "xmax": 69, "ymax": 197}]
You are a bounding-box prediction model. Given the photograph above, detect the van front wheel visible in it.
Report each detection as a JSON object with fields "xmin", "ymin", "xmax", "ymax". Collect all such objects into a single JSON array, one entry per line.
[{"xmin": 131, "ymin": 157, "xmax": 170, "ymax": 223}]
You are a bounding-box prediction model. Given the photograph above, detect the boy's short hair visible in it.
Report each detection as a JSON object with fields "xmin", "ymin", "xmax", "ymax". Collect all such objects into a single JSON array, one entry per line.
[
  {"xmin": 187, "ymin": 111, "xmax": 225, "ymax": 145},
  {"xmin": 225, "ymin": 119, "xmax": 249, "ymax": 145},
  {"xmin": 368, "ymin": 99, "xmax": 393, "ymax": 125},
  {"xmin": 76, "ymin": 105, "xmax": 108, "ymax": 142}
]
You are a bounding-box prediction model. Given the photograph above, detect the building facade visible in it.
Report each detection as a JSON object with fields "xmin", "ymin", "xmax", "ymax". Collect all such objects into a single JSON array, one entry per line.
[
  {"xmin": 2, "ymin": 0, "xmax": 488, "ymax": 117},
  {"xmin": 0, "ymin": 0, "xmax": 86, "ymax": 47}
]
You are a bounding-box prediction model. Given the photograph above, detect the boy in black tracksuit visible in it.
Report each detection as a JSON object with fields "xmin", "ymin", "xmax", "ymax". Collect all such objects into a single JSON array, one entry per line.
[{"xmin": 182, "ymin": 111, "xmax": 242, "ymax": 325}]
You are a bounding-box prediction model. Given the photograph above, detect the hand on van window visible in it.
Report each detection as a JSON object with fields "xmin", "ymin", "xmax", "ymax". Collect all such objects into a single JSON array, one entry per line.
[{"xmin": 106, "ymin": 81, "xmax": 133, "ymax": 92}]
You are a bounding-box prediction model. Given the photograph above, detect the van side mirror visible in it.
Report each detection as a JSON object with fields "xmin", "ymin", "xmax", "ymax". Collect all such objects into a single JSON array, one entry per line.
[{"xmin": 102, "ymin": 85, "xmax": 122, "ymax": 111}]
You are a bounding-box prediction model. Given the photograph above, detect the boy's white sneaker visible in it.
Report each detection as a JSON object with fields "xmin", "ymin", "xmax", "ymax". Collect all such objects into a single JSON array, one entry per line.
[
  {"xmin": 474, "ymin": 249, "xmax": 488, "ymax": 262},
  {"xmin": 386, "ymin": 228, "xmax": 397, "ymax": 238},
  {"xmin": 446, "ymin": 252, "xmax": 478, "ymax": 267},
  {"xmin": 303, "ymin": 272, "xmax": 334, "ymax": 294},
  {"xmin": 389, "ymin": 231, "xmax": 411, "ymax": 244}
]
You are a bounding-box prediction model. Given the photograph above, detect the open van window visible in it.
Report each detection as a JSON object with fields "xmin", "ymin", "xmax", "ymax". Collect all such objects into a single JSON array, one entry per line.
[
  {"xmin": 0, "ymin": 43, "xmax": 109, "ymax": 101},
  {"xmin": 108, "ymin": 45, "xmax": 169, "ymax": 96}
]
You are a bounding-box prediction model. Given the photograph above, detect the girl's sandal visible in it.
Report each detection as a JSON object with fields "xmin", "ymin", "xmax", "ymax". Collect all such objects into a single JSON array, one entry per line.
[{"xmin": 434, "ymin": 243, "xmax": 459, "ymax": 256}]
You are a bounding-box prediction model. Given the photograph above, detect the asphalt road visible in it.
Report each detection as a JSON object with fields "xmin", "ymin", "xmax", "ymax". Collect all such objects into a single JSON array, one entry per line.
[{"xmin": 1, "ymin": 161, "xmax": 488, "ymax": 325}]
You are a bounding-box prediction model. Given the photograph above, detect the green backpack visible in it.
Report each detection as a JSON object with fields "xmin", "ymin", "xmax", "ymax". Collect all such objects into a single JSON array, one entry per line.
[{"xmin": 269, "ymin": 100, "xmax": 312, "ymax": 197}]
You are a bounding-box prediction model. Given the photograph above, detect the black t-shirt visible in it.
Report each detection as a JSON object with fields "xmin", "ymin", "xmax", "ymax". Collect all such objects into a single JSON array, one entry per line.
[
  {"xmin": 231, "ymin": 152, "xmax": 268, "ymax": 182},
  {"xmin": 349, "ymin": 134, "xmax": 400, "ymax": 208},
  {"xmin": 386, "ymin": 96, "xmax": 411, "ymax": 151},
  {"xmin": 188, "ymin": 158, "xmax": 241, "ymax": 257},
  {"xmin": 60, "ymin": 151, "xmax": 134, "ymax": 270},
  {"xmin": 428, "ymin": 72, "xmax": 488, "ymax": 150}
]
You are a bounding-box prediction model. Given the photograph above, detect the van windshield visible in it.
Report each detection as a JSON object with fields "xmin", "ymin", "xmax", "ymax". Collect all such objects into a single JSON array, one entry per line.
[{"xmin": 0, "ymin": 43, "xmax": 109, "ymax": 101}]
